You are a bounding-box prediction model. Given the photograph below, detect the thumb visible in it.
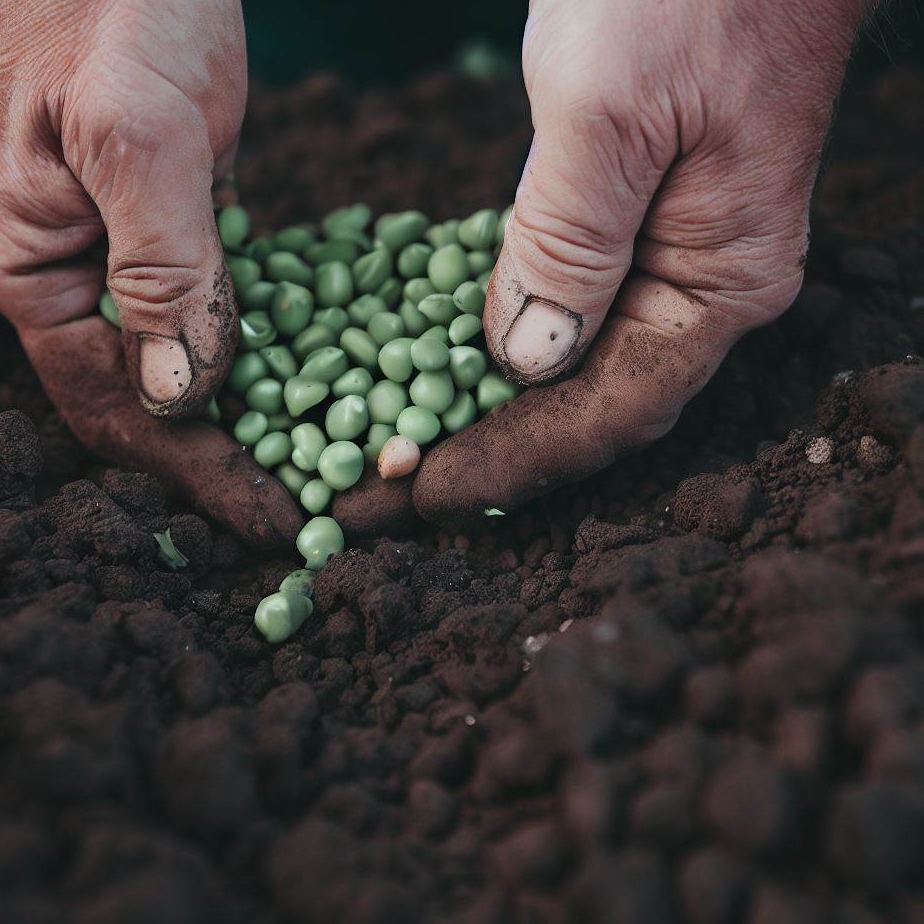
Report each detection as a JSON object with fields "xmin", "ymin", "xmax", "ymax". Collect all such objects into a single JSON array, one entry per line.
[
  {"xmin": 486, "ymin": 104, "xmax": 672, "ymax": 384},
  {"xmin": 72, "ymin": 94, "xmax": 238, "ymax": 418}
]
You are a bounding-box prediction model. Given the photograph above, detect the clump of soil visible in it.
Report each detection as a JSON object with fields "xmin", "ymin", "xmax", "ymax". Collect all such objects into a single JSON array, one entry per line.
[{"xmin": 2, "ymin": 68, "xmax": 924, "ymax": 924}]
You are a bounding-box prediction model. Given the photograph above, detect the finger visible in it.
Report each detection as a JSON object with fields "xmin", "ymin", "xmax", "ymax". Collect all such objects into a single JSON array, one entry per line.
[
  {"xmin": 331, "ymin": 472, "xmax": 421, "ymax": 539},
  {"xmin": 67, "ymin": 90, "xmax": 238, "ymax": 419},
  {"xmin": 19, "ymin": 316, "xmax": 301, "ymax": 548}
]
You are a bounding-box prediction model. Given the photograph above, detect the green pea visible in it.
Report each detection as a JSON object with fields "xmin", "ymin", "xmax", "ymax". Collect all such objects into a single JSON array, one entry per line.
[
  {"xmin": 399, "ymin": 300, "xmax": 431, "ymax": 337},
  {"xmin": 329, "ymin": 227, "xmax": 373, "ymax": 250},
  {"xmin": 411, "ymin": 338, "xmax": 450, "ymax": 372},
  {"xmin": 453, "ymin": 280, "xmax": 486, "ymax": 316},
  {"xmin": 449, "ymin": 346, "xmax": 489, "ymax": 390},
  {"xmin": 246, "ymin": 237, "xmax": 274, "ymax": 264},
  {"xmin": 420, "ymin": 325, "xmax": 450, "ymax": 345},
  {"xmin": 367, "ymin": 423, "xmax": 397, "ymax": 453},
  {"xmin": 477, "ymin": 372, "xmax": 520, "ymax": 413},
  {"xmin": 296, "ymin": 516, "xmax": 345, "ymax": 570},
  {"xmin": 99, "ymin": 291, "xmax": 120, "ymax": 328},
  {"xmin": 331, "ymin": 367, "xmax": 374, "ymax": 398},
  {"xmin": 255, "ymin": 591, "xmax": 312, "ymax": 643},
  {"xmin": 322, "ymin": 203, "xmax": 372, "ymax": 238},
  {"xmin": 363, "ymin": 425, "xmax": 397, "ymax": 463},
  {"xmin": 458, "ymin": 209, "xmax": 499, "ymax": 251},
  {"xmin": 375, "ymin": 211, "xmax": 429, "ymax": 251},
  {"xmin": 266, "ymin": 412, "xmax": 296, "ymax": 432},
  {"xmin": 291, "ymin": 423, "xmax": 327, "ymax": 472},
  {"xmin": 279, "ymin": 568, "xmax": 316, "ymax": 596},
  {"xmin": 467, "ymin": 250, "xmax": 495, "ymax": 278},
  {"xmin": 314, "ymin": 307, "xmax": 350, "ymax": 336},
  {"xmin": 317, "ymin": 442, "xmax": 365, "ymax": 491},
  {"xmin": 234, "ymin": 410, "xmax": 268, "ymax": 446},
  {"xmin": 353, "ymin": 246, "xmax": 393, "ymax": 294},
  {"xmin": 426, "ymin": 219, "xmax": 460, "ymax": 249},
  {"xmin": 396, "ymin": 406, "xmax": 440, "ymax": 445},
  {"xmin": 254, "ymin": 431, "xmax": 293, "ymax": 468},
  {"xmin": 347, "ymin": 294, "xmax": 387, "ymax": 328},
  {"xmin": 409, "ymin": 370, "xmax": 455, "ymax": 414},
  {"xmin": 246, "ymin": 378, "xmax": 284, "ymax": 415},
  {"xmin": 240, "ymin": 311, "xmax": 277, "ymax": 349},
  {"xmin": 378, "ymin": 338, "xmax": 414, "ymax": 383},
  {"xmin": 218, "ymin": 205, "xmax": 250, "ymax": 248},
  {"xmin": 428, "ymin": 244, "xmax": 470, "ymax": 294},
  {"xmin": 265, "ymin": 251, "xmax": 314, "ymax": 287},
  {"xmin": 449, "ymin": 313, "xmax": 483, "ymax": 346},
  {"xmin": 275, "ymin": 462, "xmax": 310, "ymax": 498},
  {"xmin": 368, "ymin": 312, "xmax": 406, "ymax": 346},
  {"xmin": 206, "ymin": 398, "xmax": 221, "ymax": 423},
  {"xmin": 270, "ymin": 281, "xmax": 314, "ymax": 337},
  {"xmin": 316, "ymin": 261, "xmax": 354, "ymax": 308},
  {"xmin": 340, "ymin": 327, "xmax": 379, "ymax": 369},
  {"xmin": 441, "ymin": 391, "xmax": 478, "ymax": 434},
  {"xmin": 367, "ymin": 380, "xmax": 409, "ymax": 425},
  {"xmin": 292, "ymin": 324, "xmax": 336, "ymax": 361},
  {"xmin": 300, "ymin": 478, "xmax": 333, "ymax": 515},
  {"xmin": 418, "ymin": 293, "xmax": 458, "ymax": 326},
  {"xmin": 376, "ymin": 276, "xmax": 403, "ymax": 308},
  {"xmin": 259, "ymin": 345, "xmax": 298, "ymax": 381},
  {"xmin": 404, "ymin": 277, "xmax": 436, "ymax": 307},
  {"xmin": 273, "ymin": 225, "xmax": 315, "ymax": 254},
  {"xmin": 497, "ymin": 205, "xmax": 513, "ymax": 245},
  {"xmin": 397, "ymin": 243, "xmax": 434, "ymax": 278},
  {"xmin": 284, "ymin": 377, "xmax": 329, "ymax": 417},
  {"xmin": 228, "ymin": 353, "xmax": 270, "ymax": 394},
  {"xmin": 477, "ymin": 271, "xmax": 493, "ymax": 290},
  {"xmin": 306, "ymin": 239, "xmax": 362, "ymax": 266},
  {"xmin": 301, "ymin": 346, "xmax": 349, "ymax": 383},
  {"xmin": 325, "ymin": 395, "xmax": 369, "ymax": 441},
  {"xmin": 240, "ymin": 280, "xmax": 276, "ymax": 312}
]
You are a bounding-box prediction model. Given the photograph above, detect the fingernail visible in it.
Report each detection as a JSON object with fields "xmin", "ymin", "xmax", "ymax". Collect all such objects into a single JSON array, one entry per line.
[
  {"xmin": 502, "ymin": 297, "xmax": 581, "ymax": 379},
  {"xmin": 138, "ymin": 335, "xmax": 192, "ymax": 404}
]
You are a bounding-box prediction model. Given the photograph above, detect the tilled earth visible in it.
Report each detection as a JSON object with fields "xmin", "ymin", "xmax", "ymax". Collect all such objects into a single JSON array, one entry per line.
[{"xmin": 2, "ymin": 69, "xmax": 924, "ymax": 924}]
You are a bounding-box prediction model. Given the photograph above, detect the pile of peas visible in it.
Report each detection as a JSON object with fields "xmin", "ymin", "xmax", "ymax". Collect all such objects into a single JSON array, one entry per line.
[{"xmin": 100, "ymin": 203, "xmax": 519, "ymax": 643}]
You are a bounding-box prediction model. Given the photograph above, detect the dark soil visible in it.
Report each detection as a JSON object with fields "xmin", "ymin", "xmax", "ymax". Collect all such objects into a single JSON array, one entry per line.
[{"xmin": 2, "ymin": 68, "xmax": 924, "ymax": 924}]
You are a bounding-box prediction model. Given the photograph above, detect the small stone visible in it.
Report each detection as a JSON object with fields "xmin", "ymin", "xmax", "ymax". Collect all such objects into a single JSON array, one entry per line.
[
  {"xmin": 805, "ymin": 437, "xmax": 834, "ymax": 465},
  {"xmin": 856, "ymin": 434, "xmax": 894, "ymax": 473}
]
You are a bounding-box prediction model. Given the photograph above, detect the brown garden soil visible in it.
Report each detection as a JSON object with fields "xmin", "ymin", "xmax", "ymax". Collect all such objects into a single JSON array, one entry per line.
[{"xmin": 2, "ymin": 67, "xmax": 924, "ymax": 924}]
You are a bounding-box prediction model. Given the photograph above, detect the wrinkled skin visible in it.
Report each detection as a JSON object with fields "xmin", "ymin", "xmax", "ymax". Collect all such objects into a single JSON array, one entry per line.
[{"xmin": 0, "ymin": 0, "xmax": 872, "ymax": 542}]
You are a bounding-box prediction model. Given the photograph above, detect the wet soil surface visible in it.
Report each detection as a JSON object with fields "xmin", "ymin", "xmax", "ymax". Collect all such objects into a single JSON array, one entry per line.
[{"xmin": 2, "ymin": 69, "xmax": 924, "ymax": 923}]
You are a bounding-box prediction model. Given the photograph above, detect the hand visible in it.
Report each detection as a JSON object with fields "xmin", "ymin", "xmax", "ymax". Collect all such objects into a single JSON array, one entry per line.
[
  {"xmin": 0, "ymin": 0, "xmax": 301, "ymax": 545},
  {"xmin": 336, "ymin": 0, "xmax": 872, "ymax": 532}
]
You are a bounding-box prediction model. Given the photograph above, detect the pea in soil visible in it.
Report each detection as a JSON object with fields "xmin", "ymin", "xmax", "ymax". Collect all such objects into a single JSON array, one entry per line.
[{"xmin": 2, "ymin": 68, "xmax": 924, "ymax": 923}]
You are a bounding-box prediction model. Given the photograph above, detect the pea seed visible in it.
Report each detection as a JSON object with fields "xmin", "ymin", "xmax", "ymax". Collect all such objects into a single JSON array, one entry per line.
[
  {"xmin": 206, "ymin": 398, "xmax": 221, "ymax": 423},
  {"xmin": 259, "ymin": 345, "xmax": 298, "ymax": 381},
  {"xmin": 496, "ymin": 204, "xmax": 513, "ymax": 245},
  {"xmin": 453, "ymin": 280, "xmax": 486, "ymax": 316},
  {"xmin": 290, "ymin": 423, "xmax": 327, "ymax": 472},
  {"xmin": 367, "ymin": 380, "xmax": 409, "ymax": 425},
  {"xmin": 411, "ymin": 338, "xmax": 450, "ymax": 372},
  {"xmin": 254, "ymin": 591, "xmax": 312, "ymax": 643},
  {"xmin": 301, "ymin": 346, "xmax": 349, "ymax": 383},
  {"xmin": 325, "ymin": 395, "xmax": 369, "ymax": 441},
  {"xmin": 217, "ymin": 205, "xmax": 250, "ymax": 248},
  {"xmin": 330, "ymin": 226, "xmax": 373, "ymax": 250},
  {"xmin": 477, "ymin": 270, "xmax": 493, "ymax": 290},
  {"xmin": 418, "ymin": 293, "xmax": 458, "ymax": 326},
  {"xmin": 376, "ymin": 276, "xmax": 403, "ymax": 308},
  {"xmin": 296, "ymin": 515, "xmax": 345, "ymax": 570},
  {"xmin": 266, "ymin": 251, "xmax": 314, "ymax": 287},
  {"xmin": 397, "ymin": 242, "xmax": 434, "ymax": 279},
  {"xmin": 399, "ymin": 300, "xmax": 430, "ymax": 336},
  {"xmin": 340, "ymin": 327, "xmax": 380, "ymax": 369},
  {"xmin": 240, "ymin": 311, "xmax": 277, "ymax": 349},
  {"xmin": 254, "ymin": 431, "xmax": 293, "ymax": 468},
  {"xmin": 428, "ymin": 244, "xmax": 470, "ymax": 293},
  {"xmin": 375, "ymin": 211, "xmax": 429, "ymax": 251},
  {"xmin": 409, "ymin": 370, "xmax": 455, "ymax": 414},
  {"xmin": 442, "ymin": 391, "xmax": 478, "ymax": 434},
  {"xmin": 306, "ymin": 239, "xmax": 362, "ymax": 266},
  {"xmin": 449, "ymin": 313, "xmax": 483, "ymax": 345},
  {"xmin": 273, "ymin": 225, "xmax": 314, "ymax": 254},
  {"xmin": 331, "ymin": 367, "xmax": 374, "ymax": 398},
  {"xmin": 448, "ymin": 345, "xmax": 488, "ymax": 390},
  {"xmin": 228, "ymin": 352, "xmax": 269, "ymax": 394},
  {"xmin": 420, "ymin": 325, "xmax": 450, "ymax": 345},
  {"xmin": 266, "ymin": 412, "xmax": 296, "ymax": 432},
  {"xmin": 300, "ymin": 478, "xmax": 333, "ymax": 514},
  {"xmin": 477, "ymin": 371, "xmax": 520, "ymax": 413},
  {"xmin": 99, "ymin": 291, "xmax": 120, "ymax": 328},
  {"xmin": 466, "ymin": 250, "xmax": 495, "ymax": 278},
  {"xmin": 234, "ymin": 410, "xmax": 268, "ymax": 446},
  {"xmin": 322, "ymin": 203, "xmax": 372, "ymax": 238},
  {"xmin": 377, "ymin": 338, "xmax": 414, "ymax": 383},
  {"xmin": 377, "ymin": 435, "xmax": 421, "ymax": 480},
  {"xmin": 426, "ymin": 219, "xmax": 460, "ymax": 249},
  {"xmin": 396, "ymin": 406, "xmax": 441, "ymax": 445},
  {"xmin": 317, "ymin": 441, "xmax": 365, "ymax": 491},
  {"xmin": 246, "ymin": 377, "xmax": 284, "ymax": 415},
  {"xmin": 292, "ymin": 324, "xmax": 336, "ymax": 361},
  {"xmin": 353, "ymin": 245, "xmax": 393, "ymax": 294},
  {"xmin": 283, "ymin": 377, "xmax": 329, "ymax": 417},
  {"xmin": 347, "ymin": 294, "xmax": 387, "ymax": 328},
  {"xmin": 270, "ymin": 281, "xmax": 314, "ymax": 337},
  {"xmin": 275, "ymin": 462, "xmax": 310, "ymax": 497},
  {"xmin": 368, "ymin": 312, "xmax": 406, "ymax": 346},
  {"xmin": 279, "ymin": 568, "xmax": 316, "ymax": 596},
  {"xmin": 246, "ymin": 237, "xmax": 274, "ymax": 263},
  {"xmin": 314, "ymin": 307, "xmax": 350, "ymax": 336},
  {"xmin": 316, "ymin": 261, "xmax": 354, "ymax": 308},
  {"xmin": 458, "ymin": 208, "xmax": 499, "ymax": 251},
  {"xmin": 367, "ymin": 423, "xmax": 397, "ymax": 453},
  {"xmin": 240, "ymin": 280, "xmax": 276, "ymax": 311}
]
